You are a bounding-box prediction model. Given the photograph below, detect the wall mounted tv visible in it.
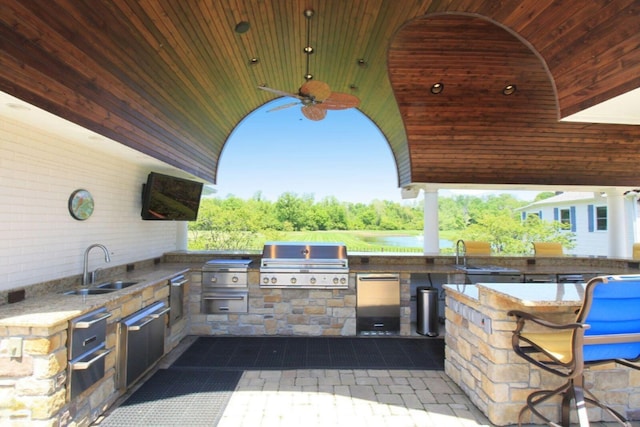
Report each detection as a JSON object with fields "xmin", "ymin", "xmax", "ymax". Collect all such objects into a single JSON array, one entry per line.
[{"xmin": 141, "ymin": 172, "xmax": 203, "ymax": 221}]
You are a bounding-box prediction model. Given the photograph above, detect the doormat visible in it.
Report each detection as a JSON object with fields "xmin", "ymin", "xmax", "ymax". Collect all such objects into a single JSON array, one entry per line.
[
  {"xmin": 96, "ymin": 368, "xmax": 241, "ymax": 427},
  {"xmin": 172, "ymin": 336, "xmax": 444, "ymax": 370}
]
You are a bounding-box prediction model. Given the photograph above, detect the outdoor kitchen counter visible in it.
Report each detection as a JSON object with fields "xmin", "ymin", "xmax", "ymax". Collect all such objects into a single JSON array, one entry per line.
[
  {"xmin": 443, "ymin": 282, "xmax": 639, "ymax": 425},
  {"xmin": 0, "ymin": 263, "xmax": 195, "ymax": 328}
]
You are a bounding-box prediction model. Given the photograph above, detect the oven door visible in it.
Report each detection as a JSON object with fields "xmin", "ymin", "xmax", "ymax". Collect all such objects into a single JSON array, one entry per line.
[{"xmin": 202, "ymin": 290, "xmax": 248, "ymax": 314}]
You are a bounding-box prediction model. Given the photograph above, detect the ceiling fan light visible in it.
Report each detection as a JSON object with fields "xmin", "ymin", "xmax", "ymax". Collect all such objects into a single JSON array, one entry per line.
[
  {"xmin": 430, "ymin": 83, "xmax": 444, "ymax": 94},
  {"xmin": 304, "ymin": 73, "xmax": 314, "ymax": 81}
]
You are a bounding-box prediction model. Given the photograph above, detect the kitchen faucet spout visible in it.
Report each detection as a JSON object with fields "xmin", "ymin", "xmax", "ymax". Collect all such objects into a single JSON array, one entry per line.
[
  {"xmin": 83, "ymin": 244, "xmax": 111, "ymax": 286},
  {"xmin": 455, "ymin": 239, "xmax": 466, "ymax": 266}
]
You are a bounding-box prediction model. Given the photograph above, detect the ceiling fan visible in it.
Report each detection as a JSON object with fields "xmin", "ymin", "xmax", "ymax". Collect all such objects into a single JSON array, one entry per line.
[
  {"xmin": 256, "ymin": 9, "xmax": 360, "ymax": 121},
  {"xmin": 258, "ymin": 80, "xmax": 360, "ymax": 121}
]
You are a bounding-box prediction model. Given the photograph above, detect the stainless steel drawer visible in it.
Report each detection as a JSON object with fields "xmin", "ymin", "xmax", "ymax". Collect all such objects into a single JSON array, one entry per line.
[{"xmin": 202, "ymin": 290, "xmax": 248, "ymax": 313}]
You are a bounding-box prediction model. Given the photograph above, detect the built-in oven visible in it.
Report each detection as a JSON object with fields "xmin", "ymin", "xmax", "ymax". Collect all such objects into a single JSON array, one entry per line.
[
  {"xmin": 67, "ymin": 308, "xmax": 111, "ymax": 400},
  {"xmin": 202, "ymin": 259, "xmax": 251, "ymax": 314}
]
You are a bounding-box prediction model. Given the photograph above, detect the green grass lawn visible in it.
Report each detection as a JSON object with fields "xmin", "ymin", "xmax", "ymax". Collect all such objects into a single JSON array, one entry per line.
[{"xmin": 189, "ymin": 229, "xmax": 457, "ymax": 253}]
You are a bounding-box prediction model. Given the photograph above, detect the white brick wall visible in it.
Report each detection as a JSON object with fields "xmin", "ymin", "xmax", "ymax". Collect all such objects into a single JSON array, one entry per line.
[{"xmin": 0, "ymin": 117, "xmax": 179, "ymax": 290}]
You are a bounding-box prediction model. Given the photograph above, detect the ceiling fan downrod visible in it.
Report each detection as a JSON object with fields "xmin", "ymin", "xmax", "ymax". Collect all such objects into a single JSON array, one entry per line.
[{"xmin": 304, "ymin": 9, "xmax": 314, "ymax": 81}]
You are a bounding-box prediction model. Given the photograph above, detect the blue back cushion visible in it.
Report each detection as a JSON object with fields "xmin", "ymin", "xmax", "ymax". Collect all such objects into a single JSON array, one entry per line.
[{"xmin": 583, "ymin": 280, "xmax": 640, "ymax": 362}]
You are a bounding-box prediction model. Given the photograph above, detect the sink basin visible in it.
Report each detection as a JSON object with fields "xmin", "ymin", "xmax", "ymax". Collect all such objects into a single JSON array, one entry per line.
[
  {"xmin": 96, "ymin": 280, "xmax": 139, "ymax": 290},
  {"xmin": 456, "ymin": 265, "xmax": 520, "ymax": 274},
  {"xmin": 63, "ymin": 288, "xmax": 117, "ymax": 296}
]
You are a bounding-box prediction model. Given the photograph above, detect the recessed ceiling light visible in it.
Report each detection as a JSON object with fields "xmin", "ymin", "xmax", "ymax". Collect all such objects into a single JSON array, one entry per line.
[
  {"xmin": 234, "ymin": 21, "xmax": 250, "ymax": 33},
  {"xmin": 249, "ymin": 57, "xmax": 259, "ymax": 65},
  {"xmin": 503, "ymin": 84, "xmax": 516, "ymax": 95},
  {"xmin": 430, "ymin": 83, "xmax": 444, "ymax": 94},
  {"xmin": 357, "ymin": 58, "xmax": 367, "ymax": 68}
]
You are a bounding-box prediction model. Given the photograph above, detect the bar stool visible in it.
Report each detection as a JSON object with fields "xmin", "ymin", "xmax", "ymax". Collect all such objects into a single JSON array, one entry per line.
[
  {"xmin": 509, "ymin": 275, "xmax": 640, "ymax": 426},
  {"xmin": 533, "ymin": 241, "xmax": 564, "ymax": 257}
]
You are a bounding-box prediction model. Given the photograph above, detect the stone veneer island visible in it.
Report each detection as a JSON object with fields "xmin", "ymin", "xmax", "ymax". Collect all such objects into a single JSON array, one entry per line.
[{"xmin": 443, "ymin": 282, "xmax": 640, "ymax": 426}]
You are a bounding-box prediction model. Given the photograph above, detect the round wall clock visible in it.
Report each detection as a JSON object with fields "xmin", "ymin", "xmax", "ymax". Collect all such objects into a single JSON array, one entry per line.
[{"xmin": 68, "ymin": 189, "xmax": 94, "ymax": 220}]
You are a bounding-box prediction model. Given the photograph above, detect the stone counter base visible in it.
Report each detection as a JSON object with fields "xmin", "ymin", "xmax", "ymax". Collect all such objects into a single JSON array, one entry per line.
[
  {"xmin": 189, "ymin": 272, "xmax": 415, "ymax": 337},
  {"xmin": 444, "ymin": 289, "xmax": 640, "ymax": 426}
]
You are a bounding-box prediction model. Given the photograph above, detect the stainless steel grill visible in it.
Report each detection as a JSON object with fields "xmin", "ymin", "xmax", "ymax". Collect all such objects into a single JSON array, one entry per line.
[{"xmin": 260, "ymin": 242, "xmax": 349, "ymax": 289}]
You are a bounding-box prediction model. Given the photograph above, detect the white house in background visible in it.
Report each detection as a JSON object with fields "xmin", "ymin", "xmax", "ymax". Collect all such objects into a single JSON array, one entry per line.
[{"xmin": 519, "ymin": 192, "xmax": 640, "ymax": 257}]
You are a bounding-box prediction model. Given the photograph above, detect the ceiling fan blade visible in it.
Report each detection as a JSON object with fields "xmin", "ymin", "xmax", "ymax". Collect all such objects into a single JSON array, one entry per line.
[
  {"xmin": 301, "ymin": 105, "xmax": 327, "ymax": 121},
  {"xmin": 267, "ymin": 102, "xmax": 300, "ymax": 112},
  {"xmin": 257, "ymin": 86, "xmax": 302, "ymax": 99},
  {"xmin": 320, "ymin": 92, "xmax": 361, "ymax": 110}
]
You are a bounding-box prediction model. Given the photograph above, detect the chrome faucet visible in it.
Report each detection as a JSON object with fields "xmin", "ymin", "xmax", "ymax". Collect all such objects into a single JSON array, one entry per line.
[
  {"xmin": 83, "ymin": 244, "xmax": 111, "ymax": 286},
  {"xmin": 455, "ymin": 239, "xmax": 466, "ymax": 266}
]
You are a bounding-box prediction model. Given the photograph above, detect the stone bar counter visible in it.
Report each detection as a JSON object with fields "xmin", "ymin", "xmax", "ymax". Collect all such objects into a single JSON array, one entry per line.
[{"xmin": 443, "ymin": 281, "xmax": 640, "ymax": 426}]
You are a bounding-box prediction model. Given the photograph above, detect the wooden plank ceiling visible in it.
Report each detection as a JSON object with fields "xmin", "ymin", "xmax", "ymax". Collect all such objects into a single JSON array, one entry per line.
[{"xmin": 0, "ymin": 0, "xmax": 639, "ymax": 188}]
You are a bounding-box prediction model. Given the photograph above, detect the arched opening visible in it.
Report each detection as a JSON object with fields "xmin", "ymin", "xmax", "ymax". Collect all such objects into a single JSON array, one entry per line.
[{"xmin": 216, "ymin": 98, "xmax": 400, "ymax": 203}]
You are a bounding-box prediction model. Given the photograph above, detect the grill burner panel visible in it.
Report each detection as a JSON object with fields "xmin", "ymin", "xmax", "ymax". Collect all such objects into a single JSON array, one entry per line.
[{"xmin": 260, "ymin": 242, "xmax": 349, "ymax": 289}]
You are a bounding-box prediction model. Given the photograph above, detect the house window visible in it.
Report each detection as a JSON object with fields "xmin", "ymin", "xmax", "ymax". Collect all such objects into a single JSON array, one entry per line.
[
  {"xmin": 560, "ymin": 208, "xmax": 571, "ymax": 226},
  {"xmin": 596, "ymin": 206, "xmax": 607, "ymax": 231}
]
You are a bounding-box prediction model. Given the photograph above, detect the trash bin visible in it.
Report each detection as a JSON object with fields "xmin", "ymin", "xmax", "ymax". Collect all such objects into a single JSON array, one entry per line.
[{"xmin": 416, "ymin": 286, "xmax": 439, "ymax": 337}]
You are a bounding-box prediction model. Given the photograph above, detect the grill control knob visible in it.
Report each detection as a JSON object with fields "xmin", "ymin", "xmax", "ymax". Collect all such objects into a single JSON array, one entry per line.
[
  {"xmin": 232, "ymin": 276, "xmax": 239, "ymax": 283},
  {"xmin": 262, "ymin": 276, "xmax": 270, "ymax": 284},
  {"xmin": 340, "ymin": 277, "xmax": 347, "ymax": 284},
  {"xmin": 271, "ymin": 277, "xmax": 277, "ymax": 284},
  {"xmin": 310, "ymin": 277, "xmax": 316, "ymax": 284},
  {"xmin": 290, "ymin": 277, "xmax": 297, "ymax": 284},
  {"xmin": 210, "ymin": 277, "xmax": 218, "ymax": 283},
  {"xmin": 333, "ymin": 277, "xmax": 339, "ymax": 284}
]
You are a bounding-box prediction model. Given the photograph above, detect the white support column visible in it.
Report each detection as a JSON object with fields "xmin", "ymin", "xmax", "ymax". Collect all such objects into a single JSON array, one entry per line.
[
  {"xmin": 176, "ymin": 222, "xmax": 188, "ymax": 251},
  {"xmin": 423, "ymin": 188, "xmax": 440, "ymax": 255},
  {"xmin": 606, "ymin": 188, "xmax": 627, "ymax": 258}
]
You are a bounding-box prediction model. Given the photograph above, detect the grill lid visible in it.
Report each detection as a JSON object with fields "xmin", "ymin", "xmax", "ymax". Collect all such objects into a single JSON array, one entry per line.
[{"xmin": 260, "ymin": 242, "xmax": 348, "ymax": 269}]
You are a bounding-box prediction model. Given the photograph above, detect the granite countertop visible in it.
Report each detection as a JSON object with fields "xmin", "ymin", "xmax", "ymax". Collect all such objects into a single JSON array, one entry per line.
[
  {"xmin": 445, "ymin": 282, "xmax": 586, "ymax": 306},
  {"xmin": 0, "ymin": 264, "xmax": 194, "ymax": 328},
  {"xmin": 481, "ymin": 282, "xmax": 585, "ymax": 306}
]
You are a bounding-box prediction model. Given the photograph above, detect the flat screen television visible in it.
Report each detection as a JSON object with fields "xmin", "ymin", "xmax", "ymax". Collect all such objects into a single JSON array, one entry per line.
[{"xmin": 141, "ymin": 172, "xmax": 203, "ymax": 221}]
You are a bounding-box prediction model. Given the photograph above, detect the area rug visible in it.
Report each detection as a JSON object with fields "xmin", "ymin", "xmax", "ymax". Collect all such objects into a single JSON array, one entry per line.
[
  {"xmin": 172, "ymin": 336, "xmax": 444, "ymax": 370},
  {"xmin": 97, "ymin": 368, "xmax": 241, "ymax": 427}
]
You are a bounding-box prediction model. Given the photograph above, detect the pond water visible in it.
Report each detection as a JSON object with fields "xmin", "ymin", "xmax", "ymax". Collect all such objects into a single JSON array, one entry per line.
[{"xmin": 363, "ymin": 235, "xmax": 453, "ymax": 249}]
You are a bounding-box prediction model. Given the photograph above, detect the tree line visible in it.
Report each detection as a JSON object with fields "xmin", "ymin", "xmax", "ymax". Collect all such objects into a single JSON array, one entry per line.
[{"xmin": 189, "ymin": 191, "xmax": 575, "ymax": 253}]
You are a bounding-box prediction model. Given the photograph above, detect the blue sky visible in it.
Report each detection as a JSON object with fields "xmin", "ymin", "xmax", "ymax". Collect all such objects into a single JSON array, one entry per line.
[{"xmin": 214, "ymin": 97, "xmax": 540, "ymax": 203}]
